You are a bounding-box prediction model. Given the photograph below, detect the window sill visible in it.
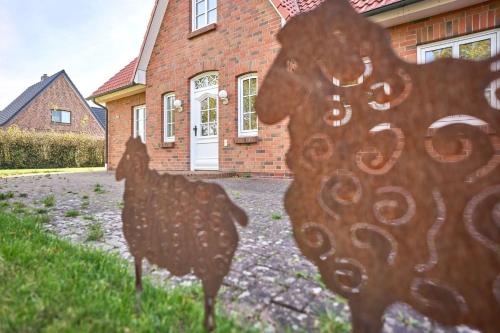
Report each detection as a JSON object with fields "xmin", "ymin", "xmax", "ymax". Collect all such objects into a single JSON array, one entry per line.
[
  {"xmin": 234, "ymin": 136, "xmax": 259, "ymax": 144},
  {"xmin": 188, "ymin": 23, "xmax": 217, "ymax": 39},
  {"xmin": 51, "ymin": 122, "xmax": 72, "ymax": 126},
  {"xmin": 161, "ymin": 142, "xmax": 175, "ymax": 149}
]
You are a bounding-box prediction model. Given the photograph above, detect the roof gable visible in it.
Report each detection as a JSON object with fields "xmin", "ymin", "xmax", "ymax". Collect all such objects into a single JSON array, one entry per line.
[
  {"xmin": 0, "ymin": 71, "xmax": 64, "ymax": 126},
  {"xmin": 92, "ymin": 0, "xmax": 407, "ymax": 95},
  {"xmin": 0, "ymin": 70, "xmax": 105, "ymax": 130}
]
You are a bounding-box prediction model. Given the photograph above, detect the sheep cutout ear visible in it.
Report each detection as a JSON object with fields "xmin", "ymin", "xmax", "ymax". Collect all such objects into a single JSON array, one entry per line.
[
  {"xmin": 258, "ymin": 0, "xmax": 500, "ymax": 333},
  {"xmin": 116, "ymin": 137, "xmax": 248, "ymax": 331}
]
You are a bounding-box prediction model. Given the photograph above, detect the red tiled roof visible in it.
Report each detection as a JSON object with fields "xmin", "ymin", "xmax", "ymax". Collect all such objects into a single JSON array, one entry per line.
[
  {"xmin": 350, "ymin": 0, "xmax": 404, "ymax": 13},
  {"xmin": 272, "ymin": 0, "xmax": 404, "ymax": 19},
  {"xmin": 90, "ymin": 58, "xmax": 138, "ymax": 98},
  {"xmin": 93, "ymin": 0, "xmax": 404, "ymax": 98}
]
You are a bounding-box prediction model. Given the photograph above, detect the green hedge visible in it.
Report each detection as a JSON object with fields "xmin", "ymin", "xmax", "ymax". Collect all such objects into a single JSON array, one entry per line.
[{"xmin": 0, "ymin": 127, "xmax": 105, "ymax": 169}]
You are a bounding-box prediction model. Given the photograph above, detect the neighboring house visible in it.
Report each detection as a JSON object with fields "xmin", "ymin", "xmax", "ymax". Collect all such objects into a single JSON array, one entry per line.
[
  {"xmin": 1, "ymin": 71, "xmax": 105, "ymax": 137},
  {"xmin": 90, "ymin": 0, "xmax": 499, "ymax": 176}
]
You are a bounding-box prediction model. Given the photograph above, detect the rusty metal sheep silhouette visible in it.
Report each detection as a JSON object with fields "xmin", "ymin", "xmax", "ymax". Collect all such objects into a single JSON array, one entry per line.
[
  {"xmin": 256, "ymin": 0, "xmax": 500, "ymax": 332},
  {"xmin": 116, "ymin": 137, "xmax": 248, "ymax": 331}
]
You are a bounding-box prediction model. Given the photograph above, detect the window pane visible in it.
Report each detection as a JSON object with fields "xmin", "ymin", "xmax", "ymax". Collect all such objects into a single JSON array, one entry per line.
[
  {"xmin": 243, "ymin": 114, "xmax": 250, "ymax": 130},
  {"xmin": 425, "ymin": 47, "xmax": 452, "ymax": 63},
  {"xmin": 208, "ymin": 0, "xmax": 216, "ymax": 10},
  {"xmin": 250, "ymin": 113, "xmax": 257, "ymax": 130},
  {"xmin": 201, "ymin": 110, "xmax": 208, "ymax": 123},
  {"xmin": 201, "ymin": 124, "xmax": 208, "ymax": 136},
  {"xmin": 208, "ymin": 97, "xmax": 216, "ymax": 109},
  {"xmin": 210, "ymin": 122, "xmax": 217, "ymax": 136},
  {"xmin": 243, "ymin": 79, "xmax": 249, "ymax": 96},
  {"xmin": 249, "ymin": 95, "xmax": 256, "ymax": 113},
  {"xmin": 459, "ymin": 39, "xmax": 491, "ymax": 61},
  {"xmin": 196, "ymin": 1, "xmax": 206, "ymax": 15},
  {"xmin": 243, "ymin": 96, "xmax": 249, "ymax": 113},
  {"xmin": 209, "ymin": 109, "xmax": 217, "ymax": 122},
  {"xmin": 201, "ymin": 98, "xmax": 208, "ymax": 110},
  {"xmin": 52, "ymin": 111, "xmax": 60, "ymax": 122},
  {"xmin": 61, "ymin": 111, "xmax": 71, "ymax": 123},
  {"xmin": 208, "ymin": 9, "xmax": 217, "ymax": 24},
  {"xmin": 166, "ymin": 110, "xmax": 172, "ymax": 123},
  {"xmin": 250, "ymin": 78, "xmax": 257, "ymax": 95},
  {"xmin": 196, "ymin": 14, "xmax": 206, "ymax": 29}
]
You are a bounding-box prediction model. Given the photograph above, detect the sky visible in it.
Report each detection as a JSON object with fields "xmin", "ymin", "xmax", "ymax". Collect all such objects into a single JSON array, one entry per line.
[{"xmin": 0, "ymin": 0, "xmax": 155, "ymax": 109}]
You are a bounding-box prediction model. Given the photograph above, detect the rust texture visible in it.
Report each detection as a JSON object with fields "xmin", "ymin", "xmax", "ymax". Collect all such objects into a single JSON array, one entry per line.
[
  {"xmin": 256, "ymin": 1, "xmax": 500, "ymax": 332},
  {"xmin": 116, "ymin": 137, "xmax": 248, "ymax": 331}
]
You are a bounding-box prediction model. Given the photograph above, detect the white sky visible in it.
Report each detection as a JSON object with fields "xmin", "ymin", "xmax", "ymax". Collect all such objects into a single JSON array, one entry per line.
[{"xmin": 0, "ymin": 0, "xmax": 155, "ymax": 109}]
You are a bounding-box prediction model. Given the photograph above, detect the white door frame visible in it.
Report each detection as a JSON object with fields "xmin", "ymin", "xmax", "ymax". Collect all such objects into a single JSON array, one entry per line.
[{"xmin": 190, "ymin": 72, "xmax": 219, "ymax": 171}]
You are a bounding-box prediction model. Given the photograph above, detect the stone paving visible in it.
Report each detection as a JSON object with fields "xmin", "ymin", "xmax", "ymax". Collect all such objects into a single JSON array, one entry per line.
[{"xmin": 0, "ymin": 172, "xmax": 478, "ymax": 333}]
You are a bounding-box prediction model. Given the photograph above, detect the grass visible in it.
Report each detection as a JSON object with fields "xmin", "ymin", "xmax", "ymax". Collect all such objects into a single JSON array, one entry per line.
[
  {"xmin": 94, "ymin": 183, "xmax": 105, "ymax": 194},
  {"xmin": 87, "ymin": 220, "xmax": 105, "ymax": 242},
  {"xmin": 34, "ymin": 208, "xmax": 49, "ymax": 214},
  {"xmin": 12, "ymin": 202, "xmax": 27, "ymax": 214},
  {"xmin": 319, "ymin": 311, "xmax": 351, "ymax": 333},
  {"xmin": 42, "ymin": 195, "xmax": 55, "ymax": 208},
  {"xmin": 271, "ymin": 213, "xmax": 282, "ymax": 220},
  {"xmin": 0, "ymin": 167, "xmax": 106, "ymax": 178},
  {"xmin": 0, "ymin": 211, "xmax": 247, "ymax": 332},
  {"xmin": 19, "ymin": 193, "xmax": 28, "ymax": 198},
  {"xmin": 65, "ymin": 209, "xmax": 80, "ymax": 218},
  {"xmin": 0, "ymin": 192, "xmax": 15, "ymax": 200}
]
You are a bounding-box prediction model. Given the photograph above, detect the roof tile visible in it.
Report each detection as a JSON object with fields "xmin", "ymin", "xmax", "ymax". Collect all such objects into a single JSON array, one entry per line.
[{"xmin": 90, "ymin": 58, "xmax": 138, "ymax": 98}]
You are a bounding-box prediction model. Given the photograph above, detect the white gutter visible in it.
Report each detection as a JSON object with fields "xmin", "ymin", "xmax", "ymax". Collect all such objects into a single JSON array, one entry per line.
[{"xmin": 370, "ymin": 0, "xmax": 488, "ymax": 28}]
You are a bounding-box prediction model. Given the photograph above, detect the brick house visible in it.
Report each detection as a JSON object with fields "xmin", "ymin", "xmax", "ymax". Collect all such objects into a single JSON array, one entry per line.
[
  {"xmin": 1, "ymin": 70, "xmax": 105, "ymax": 137},
  {"xmin": 90, "ymin": 0, "xmax": 499, "ymax": 175}
]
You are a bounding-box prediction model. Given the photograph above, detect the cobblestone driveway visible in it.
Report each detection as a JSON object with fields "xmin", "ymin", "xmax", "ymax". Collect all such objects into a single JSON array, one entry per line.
[{"xmin": 1, "ymin": 172, "xmax": 477, "ymax": 333}]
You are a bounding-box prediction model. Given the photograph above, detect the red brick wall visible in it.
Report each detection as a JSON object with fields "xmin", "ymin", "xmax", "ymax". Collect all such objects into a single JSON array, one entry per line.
[
  {"xmin": 3, "ymin": 75, "xmax": 104, "ymax": 137},
  {"xmin": 106, "ymin": 0, "xmax": 500, "ymax": 175},
  {"xmin": 143, "ymin": 0, "xmax": 288, "ymax": 175},
  {"xmin": 390, "ymin": 0, "xmax": 500, "ymax": 63},
  {"xmin": 107, "ymin": 93, "xmax": 146, "ymax": 169}
]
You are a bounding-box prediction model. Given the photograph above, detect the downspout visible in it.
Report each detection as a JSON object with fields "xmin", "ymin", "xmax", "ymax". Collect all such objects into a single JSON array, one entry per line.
[
  {"xmin": 363, "ymin": 0, "xmax": 424, "ymax": 16},
  {"xmin": 93, "ymin": 99, "xmax": 109, "ymax": 171}
]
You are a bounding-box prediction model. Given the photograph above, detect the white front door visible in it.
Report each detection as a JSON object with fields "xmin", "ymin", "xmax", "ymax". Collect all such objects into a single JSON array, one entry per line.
[{"xmin": 190, "ymin": 73, "xmax": 219, "ymax": 171}]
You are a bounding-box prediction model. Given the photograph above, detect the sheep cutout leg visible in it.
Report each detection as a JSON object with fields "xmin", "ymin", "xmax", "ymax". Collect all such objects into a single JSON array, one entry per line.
[{"xmin": 116, "ymin": 137, "xmax": 248, "ymax": 331}]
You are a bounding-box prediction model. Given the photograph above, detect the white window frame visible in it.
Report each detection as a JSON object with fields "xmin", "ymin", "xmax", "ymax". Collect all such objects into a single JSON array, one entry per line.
[
  {"xmin": 417, "ymin": 28, "xmax": 500, "ymax": 122},
  {"xmin": 51, "ymin": 110, "xmax": 71, "ymax": 124},
  {"xmin": 133, "ymin": 105, "xmax": 146, "ymax": 143},
  {"xmin": 417, "ymin": 28, "xmax": 500, "ymax": 64},
  {"xmin": 238, "ymin": 74, "xmax": 258, "ymax": 137},
  {"xmin": 163, "ymin": 94, "xmax": 175, "ymax": 143},
  {"xmin": 192, "ymin": 0, "xmax": 217, "ymax": 31}
]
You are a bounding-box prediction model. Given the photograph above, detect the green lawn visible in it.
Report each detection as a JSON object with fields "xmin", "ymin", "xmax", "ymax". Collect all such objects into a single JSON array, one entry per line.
[
  {"xmin": 0, "ymin": 211, "xmax": 246, "ymax": 332},
  {"xmin": 0, "ymin": 167, "xmax": 106, "ymax": 177}
]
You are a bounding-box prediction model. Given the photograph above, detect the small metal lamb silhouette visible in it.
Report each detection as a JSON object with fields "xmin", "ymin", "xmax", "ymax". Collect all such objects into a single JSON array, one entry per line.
[{"xmin": 116, "ymin": 137, "xmax": 248, "ymax": 331}]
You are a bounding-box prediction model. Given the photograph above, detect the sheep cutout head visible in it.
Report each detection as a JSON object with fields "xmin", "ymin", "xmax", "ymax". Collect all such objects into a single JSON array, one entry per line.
[
  {"xmin": 116, "ymin": 137, "xmax": 248, "ymax": 331},
  {"xmin": 256, "ymin": 1, "xmax": 500, "ymax": 332}
]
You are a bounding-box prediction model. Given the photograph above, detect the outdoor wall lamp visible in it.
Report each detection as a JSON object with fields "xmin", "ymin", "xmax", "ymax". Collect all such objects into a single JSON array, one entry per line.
[
  {"xmin": 174, "ymin": 99, "xmax": 183, "ymax": 112},
  {"xmin": 218, "ymin": 90, "xmax": 229, "ymax": 105}
]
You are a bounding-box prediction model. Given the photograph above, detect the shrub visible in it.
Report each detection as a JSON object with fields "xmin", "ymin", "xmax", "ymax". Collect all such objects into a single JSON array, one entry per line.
[{"xmin": 0, "ymin": 127, "xmax": 104, "ymax": 169}]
